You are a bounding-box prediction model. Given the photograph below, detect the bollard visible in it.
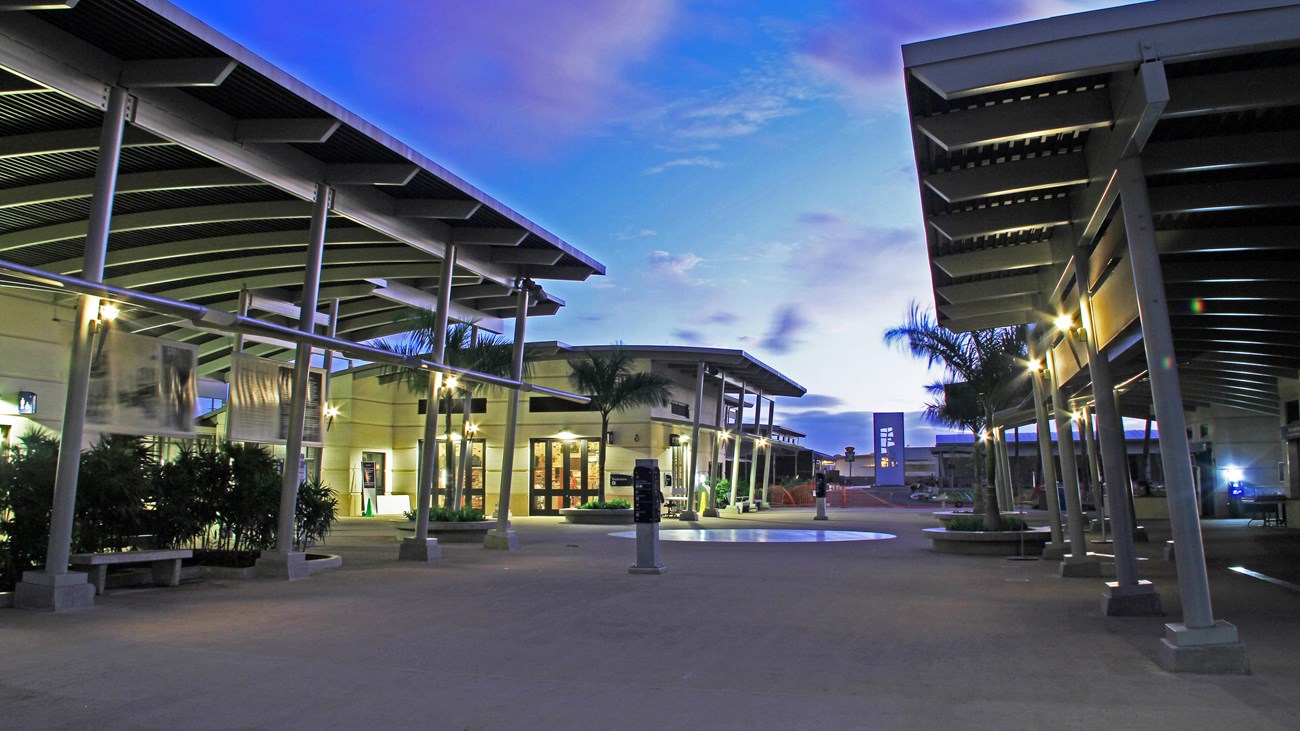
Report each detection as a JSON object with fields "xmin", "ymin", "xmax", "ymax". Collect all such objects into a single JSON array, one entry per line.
[
  {"xmin": 630, "ymin": 460, "xmax": 666, "ymax": 574},
  {"xmin": 814, "ymin": 473, "xmax": 829, "ymax": 521}
]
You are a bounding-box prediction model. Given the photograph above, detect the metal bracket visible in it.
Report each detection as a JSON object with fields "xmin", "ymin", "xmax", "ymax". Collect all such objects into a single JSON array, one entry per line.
[{"xmin": 1139, "ymin": 39, "xmax": 1158, "ymax": 63}]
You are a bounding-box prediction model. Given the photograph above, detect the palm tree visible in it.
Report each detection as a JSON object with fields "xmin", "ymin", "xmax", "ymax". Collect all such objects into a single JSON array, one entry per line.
[
  {"xmin": 372, "ymin": 310, "xmax": 523, "ymax": 508},
  {"xmin": 884, "ymin": 304, "xmax": 1028, "ymax": 530},
  {"xmin": 567, "ymin": 347, "xmax": 673, "ymax": 502}
]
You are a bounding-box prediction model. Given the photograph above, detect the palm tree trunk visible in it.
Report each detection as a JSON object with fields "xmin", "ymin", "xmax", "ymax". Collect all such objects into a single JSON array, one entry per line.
[
  {"xmin": 984, "ymin": 409, "xmax": 1001, "ymax": 530},
  {"xmin": 597, "ymin": 413, "xmax": 610, "ymax": 502}
]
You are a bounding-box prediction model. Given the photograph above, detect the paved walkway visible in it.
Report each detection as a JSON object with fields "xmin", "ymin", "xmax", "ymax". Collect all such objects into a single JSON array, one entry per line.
[{"xmin": 4, "ymin": 508, "xmax": 1300, "ymax": 730}]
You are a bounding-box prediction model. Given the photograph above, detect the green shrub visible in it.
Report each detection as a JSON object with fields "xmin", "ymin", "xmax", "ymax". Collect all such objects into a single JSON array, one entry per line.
[
  {"xmin": 403, "ymin": 505, "xmax": 487, "ymax": 522},
  {"xmin": 578, "ymin": 499, "xmax": 631, "ymax": 510},
  {"xmin": 294, "ymin": 476, "xmax": 339, "ymax": 550},
  {"xmin": 0, "ymin": 430, "xmax": 59, "ymax": 590},
  {"xmin": 75, "ymin": 434, "xmax": 153, "ymax": 553},
  {"xmin": 942, "ymin": 516, "xmax": 1028, "ymax": 532},
  {"xmin": 217, "ymin": 442, "xmax": 280, "ymax": 552},
  {"xmin": 713, "ymin": 479, "xmax": 730, "ymax": 510},
  {"xmin": 151, "ymin": 444, "xmax": 227, "ymax": 549}
]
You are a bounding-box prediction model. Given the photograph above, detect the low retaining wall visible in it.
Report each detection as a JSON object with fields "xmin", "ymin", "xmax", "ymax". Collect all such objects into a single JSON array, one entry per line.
[{"xmin": 924, "ymin": 526, "xmax": 1052, "ymax": 556}]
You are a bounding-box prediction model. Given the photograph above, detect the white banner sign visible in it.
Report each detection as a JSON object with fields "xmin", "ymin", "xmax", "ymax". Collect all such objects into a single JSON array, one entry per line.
[
  {"xmin": 86, "ymin": 329, "xmax": 198, "ymax": 437},
  {"xmin": 227, "ymin": 353, "xmax": 324, "ymax": 447}
]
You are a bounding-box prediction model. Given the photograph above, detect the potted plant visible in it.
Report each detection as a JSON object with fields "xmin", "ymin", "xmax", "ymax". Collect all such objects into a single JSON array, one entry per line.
[
  {"xmin": 923, "ymin": 515, "xmax": 1052, "ymax": 556},
  {"xmin": 391, "ymin": 505, "xmax": 497, "ymax": 542},
  {"xmin": 560, "ymin": 499, "xmax": 634, "ymax": 525}
]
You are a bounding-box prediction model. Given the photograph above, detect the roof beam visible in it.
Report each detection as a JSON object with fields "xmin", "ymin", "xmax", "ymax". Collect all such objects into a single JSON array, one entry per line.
[
  {"xmin": 937, "ymin": 293, "xmax": 1039, "ymax": 321},
  {"xmin": 0, "ymin": 126, "xmax": 166, "ymax": 158},
  {"xmin": 119, "ymin": 58, "xmax": 237, "ymax": 88},
  {"xmin": 392, "ymin": 199, "xmax": 482, "ymax": 220},
  {"xmin": 364, "ymin": 277, "xmax": 504, "ymax": 333},
  {"xmin": 1163, "ymin": 261, "xmax": 1300, "ymax": 284},
  {"xmin": 937, "ymin": 272, "xmax": 1040, "ymax": 303},
  {"xmin": 1164, "ymin": 65, "xmax": 1300, "ymax": 118},
  {"xmin": 1166, "ymin": 281, "xmax": 1300, "ymax": 301},
  {"xmin": 1148, "ymin": 179, "xmax": 1300, "ymax": 215},
  {"xmin": 491, "ymin": 248, "xmax": 564, "ymax": 266},
  {"xmin": 234, "ymin": 118, "xmax": 341, "ymax": 144},
  {"xmin": 325, "ymin": 164, "xmax": 419, "ymax": 186},
  {"xmin": 930, "ymin": 198, "xmax": 1070, "ymax": 240},
  {"xmin": 933, "ymin": 239, "xmax": 1053, "ymax": 277},
  {"xmin": 48, "ymin": 226, "xmax": 393, "ymax": 275},
  {"xmin": 0, "ymin": 199, "xmax": 313, "ymax": 252},
  {"xmin": 915, "ymin": 88, "xmax": 1110, "ymax": 151},
  {"xmin": 940, "ymin": 310, "xmax": 1036, "ymax": 332},
  {"xmin": 109, "ymin": 246, "xmax": 433, "ymax": 289},
  {"xmin": 154, "ymin": 263, "xmax": 446, "ymax": 302},
  {"xmin": 452, "ymin": 283, "xmax": 511, "ymax": 299},
  {"xmin": 452, "ymin": 228, "xmax": 528, "ymax": 246},
  {"xmin": 0, "ymin": 166, "xmax": 255, "ymax": 210},
  {"xmin": 0, "ymin": 2, "xmax": 80, "ymax": 8},
  {"xmin": 1158, "ymin": 226, "xmax": 1300, "ymax": 255},
  {"xmin": 924, "ymin": 152, "xmax": 1087, "ymax": 203},
  {"xmin": 1143, "ymin": 130, "xmax": 1300, "ymax": 175}
]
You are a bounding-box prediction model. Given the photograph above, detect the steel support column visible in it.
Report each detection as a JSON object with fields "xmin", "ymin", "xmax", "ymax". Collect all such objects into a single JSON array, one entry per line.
[
  {"xmin": 403, "ymin": 239, "xmax": 456, "ymax": 561},
  {"xmin": 681, "ymin": 361, "xmax": 705, "ymax": 521},
  {"xmin": 747, "ymin": 389, "xmax": 763, "ymax": 508},
  {"xmin": 486, "ymin": 281, "xmax": 530, "ymax": 550},
  {"xmin": 258, "ymin": 182, "xmax": 332, "ymax": 579},
  {"xmin": 762, "ymin": 400, "xmax": 775, "ymax": 508},
  {"xmin": 18, "ymin": 87, "xmax": 131, "ymax": 610},
  {"xmin": 705, "ymin": 371, "xmax": 725, "ymax": 517},
  {"xmin": 1120, "ymin": 157, "xmax": 1245, "ymax": 670},
  {"xmin": 1080, "ymin": 406, "xmax": 1106, "ymax": 540},
  {"xmin": 1028, "ymin": 343, "xmax": 1065, "ymax": 553},
  {"xmin": 728, "ymin": 383, "xmax": 743, "ymax": 510},
  {"xmin": 1048, "ymin": 346, "xmax": 1101, "ymax": 576}
]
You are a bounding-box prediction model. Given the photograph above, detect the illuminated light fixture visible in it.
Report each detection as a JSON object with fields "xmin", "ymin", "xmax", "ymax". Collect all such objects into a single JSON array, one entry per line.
[
  {"xmin": 680, "ymin": 435, "xmax": 690, "ymax": 443},
  {"xmin": 757, "ymin": 437, "xmax": 768, "ymax": 448},
  {"xmin": 720, "ymin": 432, "xmax": 731, "ymax": 441},
  {"xmin": 1054, "ymin": 314, "xmax": 1072, "ymax": 332},
  {"xmin": 445, "ymin": 376, "xmax": 459, "ymax": 391},
  {"xmin": 555, "ymin": 430, "xmax": 579, "ymax": 442},
  {"xmin": 978, "ymin": 430, "xmax": 988, "ymax": 442},
  {"xmin": 98, "ymin": 301, "xmax": 120, "ymax": 321},
  {"xmin": 1027, "ymin": 358, "xmax": 1042, "ymax": 372},
  {"xmin": 1225, "ymin": 466, "xmax": 1244, "ymax": 483},
  {"xmin": 324, "ymin": 403, "xmax": 340, "ymax": 430},
  {"xmin": 465, "ymin": 422, "xmax": 478, "ymax": 434}
]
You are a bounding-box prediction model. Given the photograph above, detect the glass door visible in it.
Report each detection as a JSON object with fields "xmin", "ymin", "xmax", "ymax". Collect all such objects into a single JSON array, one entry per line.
[{"xmin": 530, "ymin": 438, "xmax": 601, "ymax": 515}]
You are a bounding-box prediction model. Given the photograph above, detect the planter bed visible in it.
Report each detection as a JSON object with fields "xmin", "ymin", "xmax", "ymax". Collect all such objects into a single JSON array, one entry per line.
[
  {"xmin": 924, "ymin": 526, "xmax": 1052, "ymax": 556},
  {"xmin": 391, "ymin": 520, "xmax": 499, "ymax": 542},
  {"xmin": 191, "ymin": 552, "xmax": 342, "ymax": 580},
  {"xmin": 560, "ymin": 508, "xmax": 634, "ymax": 525}
]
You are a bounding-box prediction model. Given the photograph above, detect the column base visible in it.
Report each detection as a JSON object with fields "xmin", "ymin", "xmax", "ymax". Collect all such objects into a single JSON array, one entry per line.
[
  {"xmin": 629, "ymin": 563, "xmax": 667, "ymax": 575},
  {"xmin": 814, "ymin": 515, "xmax": 829, "ymax": 521},
  {"xmin": 1101, "ymin": 580, "xmax": 1163, "ymax": 616},
  {"xmin": 15, "ymin": 571, "xmax": 95, "ymax": 611},
  {"xmin": 753, "ymin": 501, "xmax": 766, "ymax": 511},
  {"xmin": 397, "ymin": 537, "xmax": 441, "ymax": 562},
  {"xmin": 1158, "ymin": 622, "xmax": 1249, "ymax": 674},
  {"xmin": 484, "ymin": 529, "xmax": 520, "ymax": 551},
  {"xmin": 702, "ymin": 508, "xmax": 719, "ymax": 518},
  {"xmin": 1042, "ymin": 541, "xmax": 1069, "ymax": 560},
  {"xmin": 254, "ymin": 551, "xmax": 310, "ymax": 580},
  {"xmin": 678, "ymin": 511, "xmax": 699, "ymax": 521},
  {"xmin": 1164, "ymin": 540, "xmax": 1176, "ymax": 561},
  {"xmin": 1059, "ymin": 554, "xmax": 1104, "ymax": 578}
]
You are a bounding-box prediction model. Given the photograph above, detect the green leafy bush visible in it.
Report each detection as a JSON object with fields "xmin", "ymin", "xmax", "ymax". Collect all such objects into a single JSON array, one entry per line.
[
  {"xmin": 713, "ymin": 479, "xmax": 730, "ymax": 510},
  {"xmin": 942, "ymin": 516, "xmax": 1028, "ymax": 532},
  {"xmin": 0, "ymin": 430, "xmax": 59, "ymax": 590},
  {"xmin": 75, "ymin": 434, "xmax": 154, "ymax": 553},
  {"xmin": 215, "ymin": 442, "xmax": 280, "ymax": 552},
  {"xmin": 403, "ymin": 505, "xmax": 487, "ymax": 522},
  {"xmin": 151, "ymin": 444, "xmax": 226, "ymax": 549},
  {"xmin": 294, "ymin": 476, "xmax": 339, "ymax": 550},
  {"xmin": 578, "ymin": 499, "xmax": 631, "ymax": 510}
]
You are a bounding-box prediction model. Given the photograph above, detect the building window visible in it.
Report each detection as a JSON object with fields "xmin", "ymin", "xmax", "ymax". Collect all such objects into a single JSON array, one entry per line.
[
  {"xmin": 529, "ymin": 396, "xmax": 597, "ymax": 412},
  {"xmin": 670, "ymin": 401, "xmax": 689, "ymax": 418},
  {"xmin": 419, "ymin": 397, "xmax": 488, "ymax": 415}
]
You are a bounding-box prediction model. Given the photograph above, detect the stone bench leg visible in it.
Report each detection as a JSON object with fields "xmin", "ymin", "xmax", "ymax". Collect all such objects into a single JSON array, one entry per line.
[
  {"xmin": 151, "ymin": 558, "xmax": 182, "ymax": 588},
  {"xmin": 79, "ymin": 565, "xmax": 108, "ymax": 595}
]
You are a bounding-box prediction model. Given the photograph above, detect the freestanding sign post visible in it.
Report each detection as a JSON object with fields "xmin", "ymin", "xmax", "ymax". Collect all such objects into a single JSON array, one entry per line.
[
  {"xmin": 814, "ymin": 472, "xmax": 829, "ymax": 521},
  {"xmin": 629, "ymin": 459, "xmax": 666, "ymax": 575}
]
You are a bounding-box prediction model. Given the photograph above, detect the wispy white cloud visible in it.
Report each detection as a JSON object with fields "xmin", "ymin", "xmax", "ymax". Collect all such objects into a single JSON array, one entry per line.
[
  {"xmin": 613, "ymin": 227, "xmax": 659, "ymax": 240},
  {"xmin": 644, "ymin": 156, "xmax": 725, "ymax": 175},
  {"xmin": 648, "ymin": 250, "xmax": 704, "ymax": 282}
]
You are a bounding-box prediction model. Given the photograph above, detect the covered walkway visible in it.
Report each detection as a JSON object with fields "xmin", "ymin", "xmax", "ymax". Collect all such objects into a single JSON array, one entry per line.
[{"xmin": 5, "ymin": 510, "xmax": 1300, "ymax": 729}]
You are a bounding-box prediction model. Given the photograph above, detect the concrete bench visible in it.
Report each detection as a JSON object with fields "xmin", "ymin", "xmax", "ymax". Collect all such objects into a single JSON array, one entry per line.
[
  {"xmin": 732, "ymin": 496, "xmax": 751, "ymax": 513},
  {"xmin": 69, "ymin": 549, "xmax": 193, "ymax": 595}
]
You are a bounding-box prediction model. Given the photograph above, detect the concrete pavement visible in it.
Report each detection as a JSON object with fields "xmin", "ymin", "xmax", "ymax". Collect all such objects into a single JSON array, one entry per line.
[{"xmin": 3, "ymin": 508, "xmax": 1300, "ymax": 730}]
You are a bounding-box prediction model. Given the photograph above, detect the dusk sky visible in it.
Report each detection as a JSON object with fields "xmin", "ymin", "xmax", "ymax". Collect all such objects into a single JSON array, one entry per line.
[{"xmin": 173, "ymin": 0, "xmax": 1141, "ymax": 454}]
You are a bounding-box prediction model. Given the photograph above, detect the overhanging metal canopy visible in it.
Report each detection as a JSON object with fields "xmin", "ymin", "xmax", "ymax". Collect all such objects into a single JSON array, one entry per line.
[
  {"xmin": 904, "ymin": 0, "xmax": 1300, "ymax": 417},
  {"xmin": 527, "ymin": 342, "xmax": 807, "ymax": 399},
  {"xmin": 0, "ymin": 0, "xmax": 604, "ymax": 378}
]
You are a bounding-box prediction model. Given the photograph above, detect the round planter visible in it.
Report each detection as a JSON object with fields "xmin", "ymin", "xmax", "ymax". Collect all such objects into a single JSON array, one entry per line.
[
  {"xmin": 932, "ymin": 510, "xmax": 980, "ymax": 524},
  {"xmin": 923, "ymin": 526, "xmax": 1052, "ymax": 556},
  {"xmin": 391, "ymin": 520, "xmax": 499, "ymax": 543},
  {"xmin": 560, "ymin": 508, "xmax": 634, "ymax": 525}
]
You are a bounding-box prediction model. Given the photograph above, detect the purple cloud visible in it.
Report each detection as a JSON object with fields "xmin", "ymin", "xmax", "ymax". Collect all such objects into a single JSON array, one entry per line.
[{"xmin": 760, "ymin": 305, "xmax": 808, "ymax": 354}]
